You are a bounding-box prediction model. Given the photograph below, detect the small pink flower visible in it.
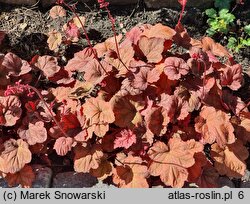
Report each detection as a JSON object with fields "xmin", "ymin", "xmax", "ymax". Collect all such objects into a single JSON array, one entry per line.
[{"xmin": 98, "ymin": 0, "xmax": 109, "ymax": 8}]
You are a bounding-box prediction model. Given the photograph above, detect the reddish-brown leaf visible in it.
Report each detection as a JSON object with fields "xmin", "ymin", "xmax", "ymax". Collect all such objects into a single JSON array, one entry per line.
[
  {"xmin": 111, "ymin": 96, "xmax": 144, "ymax": 128},
  {"xmin": 220, "ymin": 64, "xmax": 243, "ymax": 90},
  {"xmin": 90, "ymin": 155, "xmax": 113, "ymax": 180},
  {"xmin": 159, "ymin": 93, "xmax": 189, "ymax": 122},
  {"xmin": 5, "ymin": 165, "xmax": 35, "ymax": 188},
  {"xmin": 143, "ymin": 106, "xmax": 169, "ymax": 136},
  {"xmin": 0, "ymin": 31, "xmax": 5, "ymax": 45}
]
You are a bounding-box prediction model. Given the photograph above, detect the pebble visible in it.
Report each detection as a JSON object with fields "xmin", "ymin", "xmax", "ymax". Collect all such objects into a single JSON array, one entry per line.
[
  {"xmin": 240, "ymin": 181, "xmax": 250, "ymax": 188},
  {"xmin": 91, "ymin": 180, "xmax": 116, "ymax": 188},
  {"xmin": 52, "ymin": 172, "xmax": 98, "ymax": 188},
  {"xmin": 218, "ymin": 177, "xmax": 235, "ymax": 188},
  {"xmin": 32, "ymin": 165, "xmax": 53, "ymax": 188}
]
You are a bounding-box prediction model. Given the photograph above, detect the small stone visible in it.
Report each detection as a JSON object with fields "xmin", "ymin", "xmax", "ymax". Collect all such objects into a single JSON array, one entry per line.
[
  {"xmin": 240, "ymin": 181, "xmax": 250, "ymax": 188},
  {"xmin": 32, "ymin": 165, "xmax": 53, "ymax": 188},
  {"xmin": 218, "ymin": 177, "xmax": 235, "ymax": 188},
  {"xmin": 0, "ymin": 177, "xmax": 9, "ymax": 188},
  {"xmin": 52, "ymin": 172, "xmax": 98, "ymax": 188},
  {"xmin": 242, "ymin": 170, "xmax": 250, "ymax": 182},
  {"xmin": 92, "ymin": 180, "xmax": 117, "ymax": 188}
]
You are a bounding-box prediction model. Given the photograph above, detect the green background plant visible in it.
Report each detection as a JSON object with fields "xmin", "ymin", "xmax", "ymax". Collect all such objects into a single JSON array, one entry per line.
[{"xmin": 205, "ymin": 8, "xmax": 235, "ymax": 36}]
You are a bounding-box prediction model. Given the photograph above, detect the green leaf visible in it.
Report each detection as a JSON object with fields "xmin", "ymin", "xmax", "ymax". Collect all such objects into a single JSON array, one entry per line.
[
  {"xmin": 205, "ymin": 8, "xmax": 217, "ymax": 18},
  {"xmin": 243, "ymin": 38, "xmax": 250, "ymax": 46},
  {"xmin": 244, "ymin": 25, "xmax": 250, "ymax": 35},
  {"xmin": 227, "ymin": 37, "xmax": 237, "ymax": 49},
  {"xmin": 219, "ymin": 9, "xmax": 235, "ymax": 23}
]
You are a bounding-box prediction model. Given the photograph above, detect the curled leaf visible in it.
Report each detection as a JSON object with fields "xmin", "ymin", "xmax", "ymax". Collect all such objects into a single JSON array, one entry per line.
[
  {"xmin": 18, "ymin": 121, "xmax": 47, "ymax": 146},
  {"xmin": 54, "ymin": 137, "xmax": 73, "ymax": 156},
  {"xmin": 163, "ymin": 57, "xmax": 189, "ymax": 80}
]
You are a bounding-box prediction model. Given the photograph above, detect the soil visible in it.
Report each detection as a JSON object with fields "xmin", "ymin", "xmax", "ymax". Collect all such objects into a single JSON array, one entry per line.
[
  {"xmin": 0, "ymin": 1, "xmax": 250, "ymax": 187},
  {"xmin": 0, "ymin": 1, "xmax": 249, "ymax": 71}
]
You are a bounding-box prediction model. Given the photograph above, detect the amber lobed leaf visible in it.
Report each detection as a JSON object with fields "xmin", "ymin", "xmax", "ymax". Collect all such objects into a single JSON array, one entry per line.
[
  {"xmin": 148, "ymin": 138, "xmax": 203, "ymax": 187},
  {"xmin": 113, "ymin": 154, "xmax": 149, "ymax": 188},
  {"xmin": 195, "ymin": 106, "xmax": 235, "ymax": 147},
  {"xmin": 74, "ymin": 144, "xmax": 104, "ymax": 173},
  {"xmin": 211, "ymin": 139, "xmax": 249, "ymax": 178}
]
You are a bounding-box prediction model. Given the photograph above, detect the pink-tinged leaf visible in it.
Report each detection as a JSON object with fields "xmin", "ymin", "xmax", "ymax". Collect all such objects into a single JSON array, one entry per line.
[
  {"xmin": 54, "ymin": 137, "xmax": 73, "ymax": 156},
  {"xmin": 65, "ymin": 48, "xmax": 95, "ymax": 73},
  {"xmin": 138, "ymin": 36, "xmax": 165, "ymax": 63},
  {"xmin": 94, "ymin": 34, "xmax": 123, "ymax": 58},
  {"xmin": 2, "ymin": 52, "xmax": 31, "ymax": 77},
  {"xmin": 220, "ymin": 64, "xmax": 243, "ymax": 90},
  {"xmin": 164, "ymin": 57, "xmax": 189, "ymax": 80},
  {"xmin": 35, "ymin": 55, "xmax": 61, "ymax": 78},
  {"xmin": 64, "ymin": 22, "xmax": 80, "ymax": 40},
  {"xmin": 159, "ymin": 93, "xmax": 189, "ymax": 122},
  {"xmin": 114, "ymin": 129, "xmax": 136, "ymax": 149},
  {"xmin": 0, "ymin": 96, "xmax": 22, "ymax": 127},
  {"xmin": 18, "ymin": 121, "xmax": 47, "ymax": 146},
  {"xmin": 83, "ymin": 59, "xmax": 112, "ymax": 83}
]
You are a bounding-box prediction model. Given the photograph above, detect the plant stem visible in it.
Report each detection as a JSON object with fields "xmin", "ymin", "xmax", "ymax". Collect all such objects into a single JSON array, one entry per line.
[
  {"xmin": 63, "ymin": 2, "xmax": 109, "ymax": 75},
  {"xmin": 27, "ymin": 85, "xmax": 69, "ymax": 138}
]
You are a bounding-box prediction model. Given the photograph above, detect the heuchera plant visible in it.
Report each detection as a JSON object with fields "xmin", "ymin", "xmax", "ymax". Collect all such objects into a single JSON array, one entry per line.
[{"xmin": 0, "ymin": 0, "xmax": 249, "ymax": 188}]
